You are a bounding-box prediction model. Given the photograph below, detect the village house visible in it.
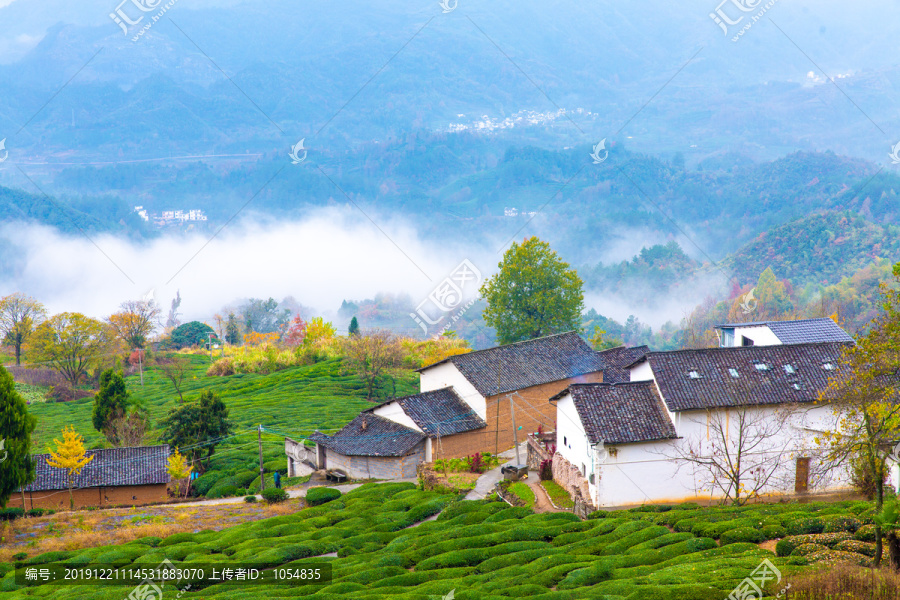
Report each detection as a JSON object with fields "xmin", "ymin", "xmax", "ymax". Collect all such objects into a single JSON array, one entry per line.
[
  {"xmin": 299, "ymin": 331, "xmax": 608, "ymax": 474},
  {"xmin": 308, "ymin": 388, "xmax": 486, "ymax": 479},
  {"xmin": 15, "ymin": 445, "xmax": 170, "ymax": 510},
  {"xmin": 549, "ymin": 339, "xmax": 894, "ymax": 510},
  {"xmin": 715, "ymin": 317, "xmax": 854, "ymax": 348}
]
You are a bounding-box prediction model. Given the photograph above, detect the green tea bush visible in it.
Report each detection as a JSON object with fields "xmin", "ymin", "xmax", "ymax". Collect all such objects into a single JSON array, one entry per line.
[
  {"xmin": 557, "ymin": 557, "xmax": 617, "ymax": 589},
  {"xmin": 719, "ymin": 527, "xmax": 765, "ymax": 545},
  {"xmin": 0, "ymin": 508, "xmax": 24, "ymax": 521},
  {"xmin": 833, "ymin": 539, "xmax": 877, "ymax": 557},
  {"xmin": 776, "ymin": 532, "xmax": 853, "ymax": 556},
  {"xmin": 785, "ymin": 517, "xmax": 825, "ymax": 535},
  {"xmin": 207, "ymin": 484, "xmax": 239, "ymax": 499},
  {"xmin": 673, "ymin": 518, "xmax": 698, "ymax": 533},
  {"xmin": 244, "ymin": 495, "xmax": 257, "ymax": 503},
  {"xmin": 306, "ymin": 487, "xmax": 342, "ymax": 506},
  {"xmin": 823, "ymin": 515, "xmax": 861, "ymax": 533},
  {"xmin": 484, "ymin": 507, "xmax": 533, "ymax": 522},
  {"xmin": 854, "ymin": 524, "xmax": 877, "ymax": 542},
  {"xmin": 761, "ymin": 524, "xmax": 786, "ymax": 540},
  {"xmin": 261, "ymin": 488, "xmax": 289, "ymax": 503}
]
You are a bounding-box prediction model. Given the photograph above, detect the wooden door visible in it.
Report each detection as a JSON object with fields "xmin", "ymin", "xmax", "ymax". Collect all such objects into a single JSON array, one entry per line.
[{"xmin": 795, "ymin": 457, "xmax": 810, "ymax": 494}]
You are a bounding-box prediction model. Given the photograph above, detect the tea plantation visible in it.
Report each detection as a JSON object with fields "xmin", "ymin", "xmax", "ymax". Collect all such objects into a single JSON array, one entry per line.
[
  {"xmin": 0, "ymin": 482, "xmax": 881, "ymax": 599},
  {"xmin": 26, "ymin": 355, "xmax": 419, "ymax": 496}
]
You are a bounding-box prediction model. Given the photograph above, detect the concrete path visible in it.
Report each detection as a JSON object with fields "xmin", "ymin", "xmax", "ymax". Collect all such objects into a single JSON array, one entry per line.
[{"xmin": 464, "ymin": 442, "xmax": 527, "ymax": 501}]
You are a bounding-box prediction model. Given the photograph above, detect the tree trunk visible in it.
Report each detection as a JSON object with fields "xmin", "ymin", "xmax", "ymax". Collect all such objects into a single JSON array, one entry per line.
[
  {"xmin": 874, "ymin": 468, "xmax": 884, "ymax": 566},
  {"xmin": 887, "ymin": 531, "xmax": 900, "ymax": 572},
  {"xmin": 68, "ymin": 477, "xmax": 74, "ymax": 510}
]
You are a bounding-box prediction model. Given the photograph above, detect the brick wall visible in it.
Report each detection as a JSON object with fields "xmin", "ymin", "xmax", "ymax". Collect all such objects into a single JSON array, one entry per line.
[
  {"xmin": 552, "ymin": 452, "xmax": 594, "ymax": 514},
  {"xmin": 325, "ymin": 442, "xmax": 425, "ymax": 480},
  {"xmin": 16, "ymin": 484, "xmax": 168, "ymax": 510},
  {"xmin": 430, "ymin": 372, "xmax": 603, "ymax": 460}
]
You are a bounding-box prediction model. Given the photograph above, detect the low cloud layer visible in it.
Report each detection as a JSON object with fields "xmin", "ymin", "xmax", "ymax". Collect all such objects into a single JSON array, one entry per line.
[{"xmin": 0, "ymin": 209, "xmax": 497, "ymax": 323}]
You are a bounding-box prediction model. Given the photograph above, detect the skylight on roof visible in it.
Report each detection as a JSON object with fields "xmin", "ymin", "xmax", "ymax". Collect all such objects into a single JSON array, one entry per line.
[
  {"xmin": 822, "ymin": 362, "xmax": 835, "ymax": 371},
  {"xmin": 754, "ymin": 363, "xmax": 769, "ymax": 371},
  {"xmin": 784, "ymin": 364, "xmax": 796, "ymax": 374},
  {"xmin": 688, "ymin": 370, "xmax": 701, "ymax": 379},
  {"xmin": 792, "ymin": 383, "xmax": 801, "ymax": 390},
  {"xmin": 728, "ymin": 368, "xmax": 740, "ymax": 378}
]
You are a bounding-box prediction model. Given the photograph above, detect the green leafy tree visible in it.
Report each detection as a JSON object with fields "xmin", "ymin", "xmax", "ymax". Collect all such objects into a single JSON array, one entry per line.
[
  {"xmin": 168, "ymin": 321, "xmax": 215, "ymax": 349},
  {"xmin": 348, "ymin": 316, "xmax": 360, "ymax": 336},
  {"xmin": 480, "ymin": 237, "xmax": 585, "ymax": 344},
  {"xmin": 160, "ymin": 390, "xmax": 232, "ymax": 471},
  {"xmin": 225, "ymin": 313, "xmax": 241, "ymax": 345},
  {"xmin": 91, "ymin": 369, "xmax": 130, "ymax": 445},
  {"xmin": 241, "ymin": 298, "xmax": 291, "ymax": 334},
  {"xmin": 0, "ymin": 365, "xmax": 36, "ymax": 509}
]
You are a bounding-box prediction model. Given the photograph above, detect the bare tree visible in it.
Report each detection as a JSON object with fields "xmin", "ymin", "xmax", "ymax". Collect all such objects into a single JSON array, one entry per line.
[
  {"xmin": 156, "ymin": 356, "xmax": 190, "ymax": 402},
  {"xmin": 342, "ymin": 329, "xmax": 404, "ymax": 401},
  {"xmin": 664, "ymin": 404, "xmax": 797, "ymax": 506},
  {"xmin": 103, "ymin": 409, "xmax": 150, "ymax": 447}
]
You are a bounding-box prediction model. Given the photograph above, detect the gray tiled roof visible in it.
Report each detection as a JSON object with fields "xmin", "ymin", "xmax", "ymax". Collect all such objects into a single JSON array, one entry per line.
[
  {"xmin": 597, "ymin": 345, "xmax": 649, "ymax": 383},
  {"xmin": 310, "ymin": 413, "xmax": 425, "ymax": 457},
  {"xmin": 24, "ymin": 445, "xmax": 170, "ymax": 492},
  {"xmin": 368, "ymin": 388, "xmax": 487, "ymax": 436},
  {"xmin": 420, "ymin": 331, "xmax": 606, "ymax": 397},
  {"xmin": 715, "ymin": 318, "xmax": 854, "ymax": 344},
  {"xmin": 644, "ymin": 342, "xmax": 851, "ymax": 411},
  {"xmin": 553, "ymin": 382, "xmax": 677, "ymax": 445}
]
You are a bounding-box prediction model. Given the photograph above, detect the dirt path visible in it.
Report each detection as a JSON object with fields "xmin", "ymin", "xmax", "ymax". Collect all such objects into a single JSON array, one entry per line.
[{"xmin": 529, "ymin": 479, "xmax": 564, "ymax": 513}]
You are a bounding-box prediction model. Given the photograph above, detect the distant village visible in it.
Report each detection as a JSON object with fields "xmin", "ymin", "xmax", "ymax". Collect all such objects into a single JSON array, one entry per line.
[{"xmin": 133, "ymin": 205, "xmax": 208, "ymax": 226}]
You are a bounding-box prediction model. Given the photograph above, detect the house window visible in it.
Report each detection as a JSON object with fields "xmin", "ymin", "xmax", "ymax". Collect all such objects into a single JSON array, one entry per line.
[
  {"xmin": 784, "ymin": 364, "xmax": 796, "ymax": 374},
  {"xmin": 720, "ymin": 328, "xmax": 734, "ymax": 347},
  {"xmin": 741, "ymin": 336, "xmax": 754, "ymax": 346},
  {"xmin": 688, "ymin": 370, "xmax": 701, "ymax": 379},
  {"xmin": 563, "ymin": 436, "xmax": 567, "ymax": 447},
  {"xmin": 728, "ymin": 368, "xmax": 740, "ymax": 378},
  {"xmin": 582, "ymin": 463, "xmax": 587, "ymax": 477}
]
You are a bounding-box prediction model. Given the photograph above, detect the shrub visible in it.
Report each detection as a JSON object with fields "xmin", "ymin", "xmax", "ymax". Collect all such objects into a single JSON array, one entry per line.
[
  {"xmin": 719, "ymin": 527, "xmax": 765, "ymax": 545},
  {"xmin": 823, "ymin": 516, "xmax": 862, "ymax": 533},
  {"xmin": 557, "ymin": 558, "xmax": 617, "ymax": 589},
  {"xmin": 261, "ymin": 488, "xmax": 288, "ymax": 504},
  {"xmin": 854, "ymin": 524, "xmax": 877, "ymax": 542},
  {"xmin": 12, "ymin": 552, "xmax": 27, "ymax": 561},
  {"xmin": 776, "ymin": 532, "xmax": 854, "ymax": 556},
  {"xmin": 833, "ymin": 540, "xmax": 877, "ymax": 557},
  {"xmin": 0, "ymin": 508, "xmax": 24, "ymax": 521},
  {"xmin": 207, "ymin": 484, "xmax": 239, "ymax": 499},
  {"xmin": 761, "ymin": 524, "xmax": 786, "ymax": 540},
  {"xmin": 539, "ymin": 458, "xmax": 553, "ymax": 481},
  {"xmin": 306, "ymin": 487, "xmax": 341, "ymax": 506},
  {"xmin": 785, "ymin": 517, "xmax": 825, "ymax": 535},
  {"xmin": 244, "ymin": 495, "xmax": 258, "ymax": 503},
  {"xmin": 791, "ymin": 543, "xmax": 829, "ymax": 556}
]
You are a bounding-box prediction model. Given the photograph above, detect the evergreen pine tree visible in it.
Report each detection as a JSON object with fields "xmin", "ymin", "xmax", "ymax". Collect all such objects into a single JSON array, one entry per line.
[
  {"xmin": 348, "ymin": 316, "xmax": 360, "ymax": 336},
  {"xmin": 0, "ymin": 365, "xmax": 36, "ymax": 508}
]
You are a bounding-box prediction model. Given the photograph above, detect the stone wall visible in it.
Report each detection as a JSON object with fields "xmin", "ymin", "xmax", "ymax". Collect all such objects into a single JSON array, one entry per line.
[
  {"xmin": 552, "ymin": 452, "xmax": 595, "ymax": 515},
  {"xmin": 526, "ymin": 435, "xmax": 552, "ymax": 471},
  {"xmin": 325, "ymin": 442, "xmax": 425, "ymax": 480}
]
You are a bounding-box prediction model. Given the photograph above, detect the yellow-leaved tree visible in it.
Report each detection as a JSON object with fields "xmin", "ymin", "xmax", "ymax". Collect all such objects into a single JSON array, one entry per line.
[
  {"xmin": 46, "ymin": 426, "xmax": 94, "ymax": 509},
  {"xmin": 166, "ymin": 448, "xmax": 192, "ymax": 498}
]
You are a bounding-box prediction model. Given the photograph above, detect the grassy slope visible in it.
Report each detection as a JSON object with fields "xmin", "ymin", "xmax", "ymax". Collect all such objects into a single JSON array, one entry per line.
[
  {"xmin": 27, "ymin": 355, "xmax": 419, "ymax": 484},
  {"xmin": 0, "ymin": 483, "xmax": 876, "ymax": 599}
]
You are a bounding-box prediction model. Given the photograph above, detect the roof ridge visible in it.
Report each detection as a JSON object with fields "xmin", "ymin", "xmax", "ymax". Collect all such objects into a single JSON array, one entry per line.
[
  {"xmin": 419, "ymin": 330, "xmax": 580, "ymax": 369},
  {"xmin": 647, "ymin": 341, "xmax": 851, "ymax": 356}
]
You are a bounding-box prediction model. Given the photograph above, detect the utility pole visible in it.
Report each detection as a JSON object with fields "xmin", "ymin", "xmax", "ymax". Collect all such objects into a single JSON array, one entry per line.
[
  {"xmin": 207, "ymin": 333, "xmax": 214, "ymax": 362},
  {"xmin": 510, "ymin": 394, "xmax": 521, "ymax": 465},
  {"xmin": 258, "ymin": 424, "xmax": 265, "ymax": 493},
  {"xmin": 138, "ymin": 349, "xmax": 144, "ymax": 386}
]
